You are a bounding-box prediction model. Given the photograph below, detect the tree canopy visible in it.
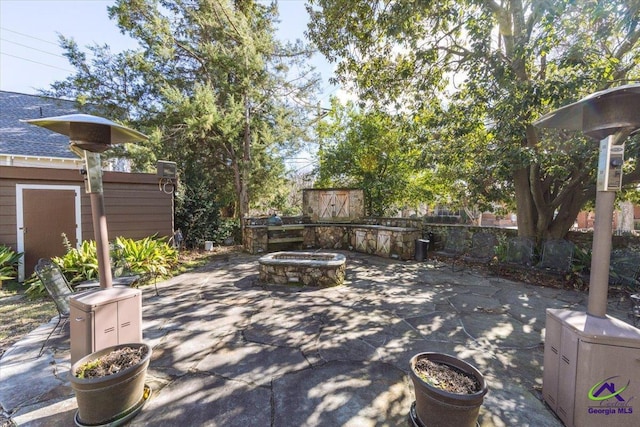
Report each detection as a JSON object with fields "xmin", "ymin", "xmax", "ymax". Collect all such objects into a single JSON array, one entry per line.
[
  {"xmin": 316, "ymin": 98, "xmax": 453, "ymax": 216},
  {"xmin": 307, "ymin": 0, "xmax": 640, "ymax": 239},
  {"xmin": 44, "ymin": 0, "xmax": 320, "ymax": 245}
]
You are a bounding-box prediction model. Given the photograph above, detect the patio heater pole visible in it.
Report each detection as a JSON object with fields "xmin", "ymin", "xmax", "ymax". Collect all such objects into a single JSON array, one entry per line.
[
  {"xmin": 90, "ymin": 189, "xmax": 112, "ymax": 288},
  {"xmin": 68, "ymin": 129, "xmax": 114, "ymax": 289},
  {"xmin": 588, "ymin": 179, "xmax": 615, "ymax": 317},
  {"xmin": 588, "ymin": 130, "xmax": 631, "ymax": 317},
  {"xmin": 82, "ymin": 150, "xmax": 114, "ymax": 289}
]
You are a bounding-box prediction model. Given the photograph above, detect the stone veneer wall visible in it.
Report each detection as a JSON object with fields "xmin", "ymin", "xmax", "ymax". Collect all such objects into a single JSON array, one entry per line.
[
  {"xmin": 258, "ymin": 252, "xmax": 346, "ymax": 287},
  {"xmin": 311, "ymin": 225, "xmax": 350, "ymax": 250},
  {"xmin": 349, "ymin": 226, "xmax": 421, "ymax": 259},
  {"xmin": 244, "ymin": 216, "xmax": 308, "ymax": 254},
  {"xmin": 244, "ymin": 221, "xmax": 421, "ymax": 261},
  {"xmin": 359, "ymin": 217, "xmax": 424, "ymax": 229},
  {"xmin": 244, "ymin": 226, "xmax": 268, "ymax": 254},
  {"xmin": 259, "ymin": 262, "xmax": 346, "ymax": 287}
]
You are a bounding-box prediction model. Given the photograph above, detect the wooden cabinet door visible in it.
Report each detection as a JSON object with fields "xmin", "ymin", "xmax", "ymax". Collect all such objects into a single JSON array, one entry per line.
[{"xmin": 376, "ymin": 231, "xmax": 391, "ymax": 256}]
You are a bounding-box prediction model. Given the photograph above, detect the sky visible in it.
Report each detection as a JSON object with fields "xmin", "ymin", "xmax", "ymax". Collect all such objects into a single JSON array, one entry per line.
[{"xmin": 0, "ymin": 0, "xmax": 338, "ymax": 109}]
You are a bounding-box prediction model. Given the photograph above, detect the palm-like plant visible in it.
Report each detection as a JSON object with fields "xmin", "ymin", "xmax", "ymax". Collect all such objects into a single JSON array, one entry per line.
[
  {"xmin": 0, "ymin": 245, "xmax": 23, "ymax": 283},
  {"xmin": 115, "ymin": 236, "xmax": 178, "ymax": 282},
  {"xmin": 52, "ymin": 239, "xmax": 99, "ymax": 284}
]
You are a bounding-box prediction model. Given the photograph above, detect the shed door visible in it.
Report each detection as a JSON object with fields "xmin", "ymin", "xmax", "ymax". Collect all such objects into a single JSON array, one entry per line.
[
  {"xmin": 319, "ymin": 192, "xmax": 334, "ymax": 218},
  {"xmin": 334, "ymin": 192, "xmax": 349, "ymax": 217},
  {"xmin": 319, "ymin": 191, "xmax": 349, "ymax": 219},
  {"xmin": 22, "ymin": 189, "xmax": 77, "ymax": 277}
]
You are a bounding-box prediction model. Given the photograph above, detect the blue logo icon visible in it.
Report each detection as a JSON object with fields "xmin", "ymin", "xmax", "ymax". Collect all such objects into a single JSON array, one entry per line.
[{"xmin": 589, "ymin": 376, "xmax": 629, "ymax": 402}]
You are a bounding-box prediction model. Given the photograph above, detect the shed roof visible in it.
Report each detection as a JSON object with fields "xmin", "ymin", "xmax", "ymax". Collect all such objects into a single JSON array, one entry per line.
[{"xmin": 0, "ymin": 91, "xmax": 79, "ymax": 159}]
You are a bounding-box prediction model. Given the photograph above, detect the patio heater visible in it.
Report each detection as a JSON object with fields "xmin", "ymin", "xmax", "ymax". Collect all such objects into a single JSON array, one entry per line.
[
  {"xmin": 534, "ymin": 84, "xmax": 640, "ymax": 427},
  {"xmin": 25, "ymin": 114, "xmax": 148, "ymax": 363}
]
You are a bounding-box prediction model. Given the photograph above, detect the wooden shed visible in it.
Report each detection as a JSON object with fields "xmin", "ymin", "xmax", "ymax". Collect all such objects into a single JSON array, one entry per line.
[{"xmin": 0, "ymin": 166, "xmax": 173, "ymax": 281}]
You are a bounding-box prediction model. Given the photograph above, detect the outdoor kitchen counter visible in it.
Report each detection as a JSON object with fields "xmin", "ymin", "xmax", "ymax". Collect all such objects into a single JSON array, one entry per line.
[{"xmin": 243, "ymin": 223, "xmax": 421, "ymax": 260}]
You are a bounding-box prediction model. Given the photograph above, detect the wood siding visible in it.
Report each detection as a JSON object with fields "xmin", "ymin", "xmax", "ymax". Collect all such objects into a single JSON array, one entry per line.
[{"xmin": 0, "ymin": 165, "xmax": 173, "ymax": 254}]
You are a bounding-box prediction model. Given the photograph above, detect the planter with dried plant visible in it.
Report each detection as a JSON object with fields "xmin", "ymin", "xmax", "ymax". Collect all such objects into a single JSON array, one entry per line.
[
  {"xmin": 69, "ymin": 342, "xmax": 152, "ymax": 426},
  {"xmin": 409, "ymin": 352, "xmax": 487, "ymax": 427}
]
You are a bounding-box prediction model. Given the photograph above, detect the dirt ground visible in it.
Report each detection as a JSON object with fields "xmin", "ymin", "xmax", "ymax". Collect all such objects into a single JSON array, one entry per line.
[{"xmin": 0, "ymin": 292, "xmax": 55, "ymax": 359}]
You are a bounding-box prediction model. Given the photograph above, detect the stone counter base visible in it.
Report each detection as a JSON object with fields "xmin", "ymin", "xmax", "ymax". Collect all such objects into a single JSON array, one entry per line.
[{"xmin": 245, "ymin": 224, "xmax": 421, "ymax": 261}]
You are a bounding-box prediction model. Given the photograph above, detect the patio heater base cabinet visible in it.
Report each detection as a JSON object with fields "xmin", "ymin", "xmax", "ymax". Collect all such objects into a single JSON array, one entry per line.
[
  {"xmin": 69, "ymin": 287, "xmax": 142, "ymax": 364},
  {"xmin": 543, "ymin": 308, "xmax": 640, "ymax": 427}
]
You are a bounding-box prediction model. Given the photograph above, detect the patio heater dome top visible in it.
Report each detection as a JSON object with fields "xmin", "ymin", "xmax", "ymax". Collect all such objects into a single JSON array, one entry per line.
[
  {"xmin": 24, "ymin": 113, "xmax": 148, "ymax": 153},
  {"xmin": 534, "ymin": 83, "xmax": 640, "ymax": 140}
]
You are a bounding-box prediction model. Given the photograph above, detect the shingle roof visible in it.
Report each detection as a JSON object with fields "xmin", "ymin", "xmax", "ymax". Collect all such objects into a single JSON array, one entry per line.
[{"xmin": 0, "ymin": 91, "xmax": 79, "ymax": 159}]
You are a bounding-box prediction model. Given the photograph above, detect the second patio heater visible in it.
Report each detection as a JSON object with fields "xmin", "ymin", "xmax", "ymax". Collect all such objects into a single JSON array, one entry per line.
[
  {"xmin": 534, "ymin": 84, "xmax": 640, "ymax": 427},
  {"xmin": 26, "ymin": 114, "xmax": 148, "ymax": 363}
]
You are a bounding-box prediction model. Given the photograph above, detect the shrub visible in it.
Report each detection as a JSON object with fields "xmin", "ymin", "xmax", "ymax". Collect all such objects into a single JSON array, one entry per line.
[
  {"xmin": 24, "ymin": 274, "xmax": 45, "ymax": 299},
  {"xmin": 174, "ymin": 169, "xmax": 222, "ymax": 248},
  {"xmin": 210, "ymin": 218, "xmax": 241, "ymax": 245},
  {"xmin": 0, "ymin": 245, "xmax": 22, "ymax": 283},
  {"xmin": 55, "ymin": 234, "xmax": 179, "ymax": 279},
  {"xmin": 28, "ymin": 235, "xmax": 178, "ymax": 294},
  {"xmin": 53, "ymin": 238, "xmax": 99, "ymax": 284},
  {"xmin": 114, "ymin": 236, "xmax": 178, "ymax": 282},
  {"xmin": 25, "ymin": 237, "xmax": 98, "ymax": 298},
  {"xmin": 493, "ymin": 234, "xmax": 509, "ymax": 262}
]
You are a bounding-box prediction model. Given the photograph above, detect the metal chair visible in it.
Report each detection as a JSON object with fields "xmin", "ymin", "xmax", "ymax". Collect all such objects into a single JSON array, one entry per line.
[
  {"xmin": 434, "ymin": 228, "xmax": 468, "ymax": 271},
  {"xmin": 461, "ymin": 232, "xmax": 498, "ymax": 265},
  {"xmin": 534, "ymin": 239, "xmax": 575, "ymax": 275},
  {"xmin": 34, "ymin": 258, "xmax": 74, "ymax": 357},
  {"xmin": 500, "ymin": 236, "xmax": 536, "ymax": 269},
  {"xmin": 610, "ymin": 249, "xmax": 640, "ymax": 291},
  {"xmin": 609, "ymin": 249, "xmax": 640, "ymax": 325}
]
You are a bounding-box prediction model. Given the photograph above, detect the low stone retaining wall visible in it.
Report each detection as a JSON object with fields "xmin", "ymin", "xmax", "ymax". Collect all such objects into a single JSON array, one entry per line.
[
  {"xmin": 246, "ymin": 216, "xmax": 640, "ymax": 264},
  {"xmin": 258, "ymin": 251, "xmax": 346, "ymax": 287},
  {"xmin": 425, "ymin": 225, "xmax": 640, "ymax": 252}
]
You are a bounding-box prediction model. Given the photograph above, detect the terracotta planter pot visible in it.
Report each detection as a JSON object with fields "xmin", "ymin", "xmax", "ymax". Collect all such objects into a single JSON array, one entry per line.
[
  {"xmin": 409, "ymin": 352, "xmax": 487, "ymax": 427},
  {"xmin": 69, "ymin": 343, "xmax": 152, "ymax": 425}
]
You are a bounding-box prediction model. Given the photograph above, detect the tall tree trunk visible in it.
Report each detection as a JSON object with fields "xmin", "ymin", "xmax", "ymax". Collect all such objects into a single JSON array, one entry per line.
[
  {"xmin": 513, "ymin": 167, "xmax": 536, "ymax": 238},
  {"xmin": 240, "ymin": 92, "xmax": 251, "ymax": 223},
  {"xmin": 502, "ymin": 1, "xmax": 539, "ymax": 239}
]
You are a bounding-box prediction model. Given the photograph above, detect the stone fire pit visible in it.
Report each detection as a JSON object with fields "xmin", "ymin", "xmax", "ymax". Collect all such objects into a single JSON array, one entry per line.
[{"xmin": 258, "ymin": 251, "xmax": 346, "ymax": 287}]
